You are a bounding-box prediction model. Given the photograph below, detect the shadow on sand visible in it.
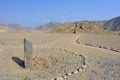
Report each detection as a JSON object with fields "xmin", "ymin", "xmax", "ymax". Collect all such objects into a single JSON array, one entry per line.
[{"xmin": 12, "ymin": 57, "xmax": 25, "ymax": 68}]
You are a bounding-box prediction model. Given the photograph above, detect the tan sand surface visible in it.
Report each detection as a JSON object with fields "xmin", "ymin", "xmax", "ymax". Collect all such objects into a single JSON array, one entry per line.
[{"xmin": 0, "ymin": 31, "xmax": 120, "ymax": 80}]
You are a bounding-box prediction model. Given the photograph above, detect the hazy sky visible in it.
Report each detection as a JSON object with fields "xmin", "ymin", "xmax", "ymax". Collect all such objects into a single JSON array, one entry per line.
[{"xmin": 0, "ymin": 0, "xmax": 120, "ymax": 27}]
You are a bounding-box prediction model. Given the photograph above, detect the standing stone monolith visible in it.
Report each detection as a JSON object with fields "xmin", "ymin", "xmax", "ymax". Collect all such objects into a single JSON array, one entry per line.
[{"xmin": 24, "ymin": 38, "xmax": 33, "ymax": 70}]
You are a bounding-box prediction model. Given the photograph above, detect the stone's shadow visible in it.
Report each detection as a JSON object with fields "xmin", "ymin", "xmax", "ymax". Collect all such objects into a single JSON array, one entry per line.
[{"xmin": 12, "ymin": 57, "xmax": 25, "ymax": 68}]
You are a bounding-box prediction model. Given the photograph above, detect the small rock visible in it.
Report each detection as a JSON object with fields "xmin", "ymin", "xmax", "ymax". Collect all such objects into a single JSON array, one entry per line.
[
  {"xmin": 82, "ymin": 68, "xmax": 85, "ymax": 71},
  {"xmin": 103, "ymin": 47, "xmax": 107, "ymax": 49},
  {"xmin": 82, "ymin": 65, "xmax": 87, "ymax": 69},
  {"xmin": 78, "ymin": 68, "xmax": 82, "ymax": 72},
  {"xmin": 115, "ymin": 50, "xmax": 118, "ymax": 52},
  {"xmin": 73, "ymin": 70, "xmax": 79, "ymax": 74},
  {"xmin": 67, "ymin": 72, "xmax": 72, "ymax": 76},
  {"xmin": 57, "ymin": 77, "xmax": 64, "ymax": 80},
  {"xmin": 62, "ymin": 75, "xmax": 68, "ymax": 79},
  {"xmin": 24, "ymin": 77, "xmax": 32, "ymax": 80},
  {"xmin": 99, "ymin": 46, "xmax": 102, "ymax": 48}
]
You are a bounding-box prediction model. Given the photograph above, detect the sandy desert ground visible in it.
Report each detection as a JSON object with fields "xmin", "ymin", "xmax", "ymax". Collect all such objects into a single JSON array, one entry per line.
[{"xmin": 0, "ymin": 30, "xmax": 120, "ymax": 80}]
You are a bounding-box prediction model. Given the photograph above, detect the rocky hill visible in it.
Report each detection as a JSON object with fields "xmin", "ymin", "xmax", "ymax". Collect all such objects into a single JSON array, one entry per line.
[
  {"xmin": 103, "ymin": 16, "xmax": 120, "ymax": 31},
  {"xmin": 7, "ymin": 24, "xmax": 24, "ymax": 30},
  {"xmin": 0, "ymin": 23, "xmax": 24, "ymax": 32},
  {"xmin": 49, "ymin": 21, "xmax": 110, "ymax": 34}
]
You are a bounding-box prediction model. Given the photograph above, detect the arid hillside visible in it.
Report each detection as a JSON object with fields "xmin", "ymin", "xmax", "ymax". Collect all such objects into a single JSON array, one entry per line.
[
  {"xmin": 49, "ymin": 21, "xmax": 111, "ymax": 34},
  {"xmin": 103, "ymin": 16, "xmax": 120, "ymax": 31}
]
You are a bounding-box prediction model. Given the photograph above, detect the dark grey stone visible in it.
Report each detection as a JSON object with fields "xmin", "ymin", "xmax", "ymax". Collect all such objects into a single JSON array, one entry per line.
[{"xmin": 24, "ymin": 38, "xmax": 33, "ymax": 70}]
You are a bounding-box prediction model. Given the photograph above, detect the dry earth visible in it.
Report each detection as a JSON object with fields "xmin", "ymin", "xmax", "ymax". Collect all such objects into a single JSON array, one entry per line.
[
  {"xmin": 77, "ymin": 34, "xmax": 120, "ymax": 52},
  {"xmin": 0, "ymin": 31, "xmax": 120, "ymax": 80}
]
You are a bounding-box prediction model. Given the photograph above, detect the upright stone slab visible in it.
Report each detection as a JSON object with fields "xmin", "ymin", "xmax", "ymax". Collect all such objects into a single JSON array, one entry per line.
[{"xmin": 24, "ymin": 38, "xmax": 33, "ymax": 70}]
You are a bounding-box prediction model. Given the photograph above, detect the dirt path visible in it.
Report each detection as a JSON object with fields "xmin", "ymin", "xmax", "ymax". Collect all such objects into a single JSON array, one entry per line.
[{"xmin": 41, "ymin": 34, "xmax": 120, "ymax": 80}]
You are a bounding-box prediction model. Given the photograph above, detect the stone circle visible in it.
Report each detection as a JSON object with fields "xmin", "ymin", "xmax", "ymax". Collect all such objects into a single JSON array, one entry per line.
[{"xmin": 31, "ymin": 47, "xmax": 86, "ymax": 79}]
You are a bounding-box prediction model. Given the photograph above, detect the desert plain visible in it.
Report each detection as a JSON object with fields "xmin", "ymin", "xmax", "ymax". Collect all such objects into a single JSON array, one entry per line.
[{"xmin": 0, "ymin": 30, "xmax": 120, "ymax": 80}]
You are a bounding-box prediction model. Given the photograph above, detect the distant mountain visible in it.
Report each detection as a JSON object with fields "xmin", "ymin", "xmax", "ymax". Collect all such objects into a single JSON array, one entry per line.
[
  {"xmin": 36, "ymin": 22, "xmax": 61, "ymax": 31},
  {"xmin": 103, "ymin": 16, "xmax": 120, "ymax": 31},
  {"xmin": 7, "ymin": 24, "xmax": 24, "ymax": 30}
]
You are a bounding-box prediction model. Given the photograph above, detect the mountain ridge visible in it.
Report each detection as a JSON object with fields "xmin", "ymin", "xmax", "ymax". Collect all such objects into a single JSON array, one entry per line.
[{"xmin": 103, "ymin": 16, "xmax": 120, "ymax": 31}]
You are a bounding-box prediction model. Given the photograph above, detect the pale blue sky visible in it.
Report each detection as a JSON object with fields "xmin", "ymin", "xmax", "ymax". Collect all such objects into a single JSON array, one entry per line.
[{"xmin": 0, "ymin": 0, "xmax": 120, "ymax": 27}]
